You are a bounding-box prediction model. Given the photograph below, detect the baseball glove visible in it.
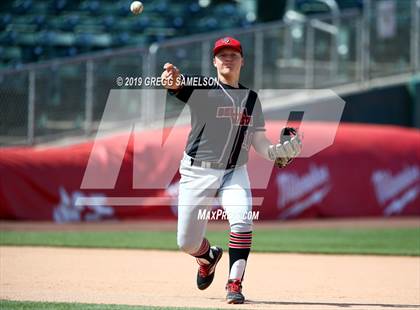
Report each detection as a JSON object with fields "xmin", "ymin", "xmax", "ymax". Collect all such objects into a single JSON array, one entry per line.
[{"xmin": 268, "ymin": 127, "xmax": 302, "ymax": 168}]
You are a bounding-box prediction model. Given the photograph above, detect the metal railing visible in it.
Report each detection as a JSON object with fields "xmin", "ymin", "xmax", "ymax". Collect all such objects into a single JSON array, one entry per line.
[{"xmin": 0, "ymin": 0, "xmax": 419, "ymax": 146}]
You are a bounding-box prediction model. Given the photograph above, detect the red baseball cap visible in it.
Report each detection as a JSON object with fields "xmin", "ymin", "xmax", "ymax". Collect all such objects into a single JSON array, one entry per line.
[{"xmin": 213, "ymin": 36, "xmax": 243, "ymax": 56}]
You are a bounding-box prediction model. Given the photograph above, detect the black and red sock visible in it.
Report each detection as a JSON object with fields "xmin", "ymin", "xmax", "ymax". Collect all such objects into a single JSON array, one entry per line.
[
  {"xmin": 228, "ymin": 231, "xmax": 252, "ymax": 280},
  {"xmin": 191, "ymin": 238, "xmax": 214, "ymax": 265}
]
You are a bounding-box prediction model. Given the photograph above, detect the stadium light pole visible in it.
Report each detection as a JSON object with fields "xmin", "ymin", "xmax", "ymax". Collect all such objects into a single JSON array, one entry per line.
[
  {"xmin": 201, "ymin": 41, "xmax": 211, "ymax": 77},
  {"xmin": 412, "ymin": 0, "xmax": 420, "ymax": 72},
  {"xmin": 361, "ymin": 0, "xmax": 371, "ymax": 86},
  {"xmin": 85, "ymin": 60, "xmax": 94, "ymax": 136},
  {"xmin": 284, "ymin": 0, "xmax": 340, "ymax": 87},
  {"xmin": 320, "ymin": 0, "xmax": 340, "ymax": 79},
  {"xmin": 254, "ymin": 30, "xmax": 264, "ymax": 90},
  {"xmin": 305, "ymin": 21, "xmax": 315, "ymax": 88},
  {"xmin": 146, "ymin": 43, "xmax": 159, "ymax": 125},
  {"xmin": 27, "ymin": 71, "xmax": 35, "ymax": 145},
  {"xmin": 283, "ymin": 0, "xmax": 298, "ymax": 61}
]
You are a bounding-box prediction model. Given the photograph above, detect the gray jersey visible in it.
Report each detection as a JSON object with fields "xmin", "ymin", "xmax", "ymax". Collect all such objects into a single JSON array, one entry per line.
[{"xmin": 170, "ymin": 76, "xmax": 265, "ymax": 166}]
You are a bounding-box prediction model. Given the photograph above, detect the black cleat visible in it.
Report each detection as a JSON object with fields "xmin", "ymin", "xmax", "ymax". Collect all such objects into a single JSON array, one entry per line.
[
  {"xmin": 226, "ymin": 279, "xmax": 245, "ymax": 304},
  {"xmin": 196, "ymin": 246, "xmax": 223, "ymax": 290}
]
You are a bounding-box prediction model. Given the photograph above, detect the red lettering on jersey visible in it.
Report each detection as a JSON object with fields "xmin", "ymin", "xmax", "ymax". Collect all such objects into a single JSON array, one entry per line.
[{"xmin": 216, "ymin": 107, "xmax": 253, "ymax": 126}]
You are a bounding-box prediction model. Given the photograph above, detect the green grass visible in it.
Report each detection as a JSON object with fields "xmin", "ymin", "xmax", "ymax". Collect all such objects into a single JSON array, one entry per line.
[
  {"xmin": 0, "ymin": 300, "xmax": 221, "ymax": 310},
  {"xmin": 252, "ymin": 228, "xmax": 420, "ymax": 255},
  {"xmin": 0, "ymin": 228, "xmax": 419, "ymax": 256},
  {"xmin": 0, "ymin": 231, "xmax": 176, "ymax": 250}
]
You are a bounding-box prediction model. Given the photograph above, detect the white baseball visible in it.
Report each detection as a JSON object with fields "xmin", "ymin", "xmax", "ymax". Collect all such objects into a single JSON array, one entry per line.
[{"xmin": 130, "ymin": 1, "xmax": 143, "ymax": 15}]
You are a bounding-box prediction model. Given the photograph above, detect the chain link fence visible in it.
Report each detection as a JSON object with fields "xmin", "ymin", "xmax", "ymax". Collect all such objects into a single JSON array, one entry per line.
[{"xmin": 1, "ymin": 1, "xmax": 419, "ymax": 146}]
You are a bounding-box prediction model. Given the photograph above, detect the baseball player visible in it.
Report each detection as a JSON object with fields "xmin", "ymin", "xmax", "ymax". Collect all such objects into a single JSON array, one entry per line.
[{"xmin": 161, "ymin": 37, "xmax": 301, "ymax": 304}]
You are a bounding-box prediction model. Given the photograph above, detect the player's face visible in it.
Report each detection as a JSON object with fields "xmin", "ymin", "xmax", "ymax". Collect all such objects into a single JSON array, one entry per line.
[{"xmin": 213, "ymin": 48, "xmax": 243, "ymax": 79}]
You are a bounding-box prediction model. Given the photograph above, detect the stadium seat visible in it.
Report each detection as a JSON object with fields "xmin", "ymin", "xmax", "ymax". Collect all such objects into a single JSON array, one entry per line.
[
  {"xmin": 38, "ymin": 31, "xmax": 57, "ymax": 46},
  {"xmin": 152, "ymin": 2, "xmax": 169, "ymax": 14},
  {"xmin": 61, "ymin": 15, "xmax": 80, "ymax": 32},
  {"xmin": 32, "ymin": 45, "xmax": 44, "ymax": 59},
  {"xmin": 132, "ymin": 16, "xmax": 150, "ymax": 31},
  {"xmin": 80, "ymin": 0, "xmax": 102, "ymax": 15},
  {"xmin": 116, "ymin": 2, "xmax": 131, "ymax": 17},
  {"xmin": 91, "ymin": 33, "xmax": 112, "ymax": 48},
  {"xmin": 113, "ymin": 32, "xmax": 131, "ymax": 46},
  {"xmin": 0, "ymin": 30, "xmax": 17, "ymax": 45},
  {"xmin": 50, "ymin": 32, "xmax": 76, "ymax": 47},
  {"xmin": 75, "ymin": 33, "xmax": 95, "ymax": 47},
  {"xmin": 172, "ymin": 17, "xmax": 184, "ymax": 29},
  {"xmin": 102, "ymin": 15, "xmax": 115, "ymax": 32},
  {"xmin": 15, "ymin": 32, "xmax": 38, "ymax": 45},
  {"xmin": 0, "ymin": 46, "xmax": 22, "ymax": 61},
  {"xmin": 50, "ymin": 0, "xmax": 67, "ymax": 14},
  {"xmin": 0, "ymin": 0, "xmax": 255, "ymax": 67},
  {"xmin": 12, "ymin": 0, "xmax": 32, "ymax": 15},
  {"xmin": 31, "ymin": 15, "xmax": 48, "ymax": 30},
  {"xmin": 0, "ymin": 14, "xmax": 12, "ymax": 31},
  {"xmin": 66, "ymin": 46, "xmax": 78, "ymax": 57},
  {"xmin": 30, "ymin": 1, "xmax": 48, "ymax": 14},
  {"xmin": 188, "ymin": 2, "xmax": 201, "ymax": 14}
]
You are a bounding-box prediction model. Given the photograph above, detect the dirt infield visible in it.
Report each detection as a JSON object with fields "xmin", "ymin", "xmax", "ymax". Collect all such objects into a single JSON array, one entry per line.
[
  {"xmin": 1, "ymin": 246, "xmax": 419, "ymax": 310},
  {"xmin": 1, "ymin": 219, "xmax": 419, "ymax": 309}
]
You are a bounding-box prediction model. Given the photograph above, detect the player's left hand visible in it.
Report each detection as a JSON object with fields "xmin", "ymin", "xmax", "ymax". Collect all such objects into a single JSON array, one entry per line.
[{"xmin": 268, "ymin": 127, "xmax": 302, "ymax": 168}]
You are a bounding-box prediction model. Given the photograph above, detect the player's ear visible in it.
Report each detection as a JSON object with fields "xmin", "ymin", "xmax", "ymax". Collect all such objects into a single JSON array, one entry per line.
[
  {"xmin": 241, "ymin": 57, "xmax": 244, "ymax": 67},
  {"xmin": 213, "ymin": 57, "xmax": 217, "ymax": 67}
]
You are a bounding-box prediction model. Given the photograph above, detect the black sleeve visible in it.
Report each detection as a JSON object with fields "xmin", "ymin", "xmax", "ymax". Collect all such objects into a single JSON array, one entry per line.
[
  {"xmin": 167, "ymin": 75, "xmax": 209, "ymax": 104},
  {"xmin": 252, "ymin": 92, "xmax": 266, "ymax": 132},
  {"xmin": 168, "ymin": 85, "xmax": 193, "ymax": 104}
]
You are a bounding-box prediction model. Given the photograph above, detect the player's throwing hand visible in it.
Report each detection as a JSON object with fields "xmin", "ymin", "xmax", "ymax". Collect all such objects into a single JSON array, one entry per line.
[{"xmin": 161, "ymin": 63, "xmax": 181, "ymax": 90}]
